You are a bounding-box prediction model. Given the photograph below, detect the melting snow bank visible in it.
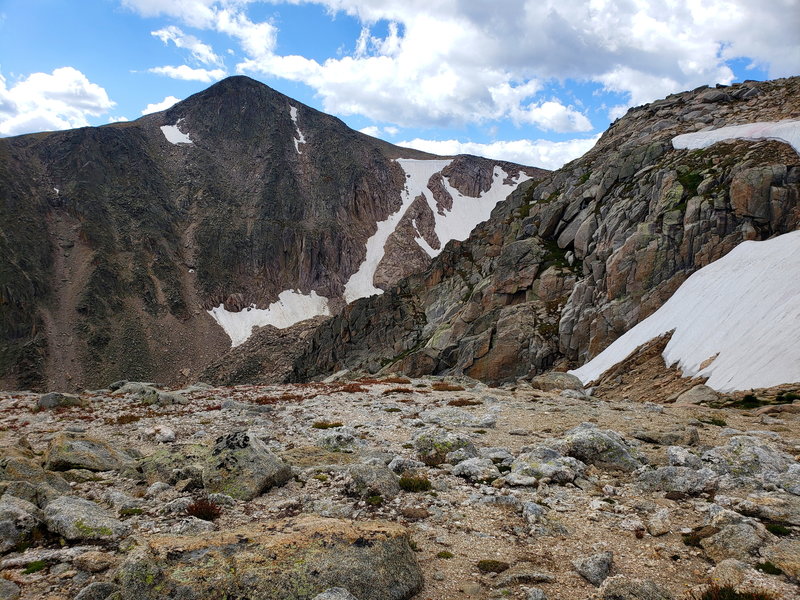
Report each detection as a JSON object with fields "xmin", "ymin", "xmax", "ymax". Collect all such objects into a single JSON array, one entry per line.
[
  {"xmin": 208, "ymin": 290, "xmax": 330, "ymax": 347},
  {"xmin": 160, "ymin": 119, "xmax": 193, "ymax": 145},
  {"xmin": 289, "ymin": 106, "xmax": 306, "ymax": 154},
  {"xmin": 343, "ymin": 159, "xmax": 530, "ymax": 303},
  {"xmin": 673, "ymin": 119, "xmax": 800, "ymax": 156},
  {"xmin": 570, "ymin": 231, "xmax": 800, "ymax": 392}
]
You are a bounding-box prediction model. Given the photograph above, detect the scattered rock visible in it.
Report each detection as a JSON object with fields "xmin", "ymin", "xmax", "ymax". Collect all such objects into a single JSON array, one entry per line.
[
  {"xmin": 600, "ymin": 575, "xmax": 674, "ymax": 599},
  {"xmin": 36, "ymin": 392, "xmax": 86, "ymax": 410},
  {"xmin": 0, "ymin": 494, "xmax": 42, "ymax": 553},
  {"xmin": 345, "ymin": 465, "xmax": 400, "ymax": 499},
  {"xmin": 412, "ymin": 429, "xmax": 477, "ymax": 466},
  {"xmin": 558, "ymin": 424, "xmax": 643, "ymax": 472},
  {"xmin": 508, "ymin": 446, "xmax": 585, "ymax": 485},
  {"xmin": 529, "ymin": 372, "xmax": 584, "ymax": 392},
  {"xmin": 573, "ymin": 551, "xmax": 613, "ymax": 586},
  {"xmin": 452, "ymin": 458, "xmax": 501, "ymax": 483},
  {"xmin": 74, "ymin": 582, "xmax": 120, "ymax": 600},
  {"xmin": 760, "ymin": 539, "xmax": 800, "ymax": 581},
  {"xmin": 673, "ymin": 385, "xmax": 719, "ymax": 406},
  {"xmin": 44, "ymin": 433, "xmax": 136, "ymax": 472}
]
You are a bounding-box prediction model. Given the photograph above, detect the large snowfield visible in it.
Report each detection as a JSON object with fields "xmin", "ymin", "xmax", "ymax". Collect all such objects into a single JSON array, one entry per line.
[
  {"xmin": 160, "ymin": 119, "xmax": 193, "ymax": 145},
  {"xmin": 208, "ymin": 290, "xmax": 330, "ymax": 347},
  {"xmin": 570, "ymin": 230, "xmax": 800, "ymax": 392}
]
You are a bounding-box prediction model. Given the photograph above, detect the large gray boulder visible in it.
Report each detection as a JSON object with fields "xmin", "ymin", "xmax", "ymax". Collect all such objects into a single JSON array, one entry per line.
[
  {"xmin": 508, "ymin": 446, "xmax": 586, "ymax": 485},
  {"xmin": 345, "ymin": 465, "xmax": 400, "ymax": 499},
  {"xmin": 530, "ymin": 372, "xmax": 584, "ymax": 392},
  {"xmin": 702, "ymin": 435, "xmax": 798, "ymax": 493},
  {"xmin": 36, "ymin": 392, "xmax": 87, "ymax": 410},
  {"xmin": 202, "ymin": 431, "xmax": 291, "ymax": 500},
  {"xmin": 573, "ymin": 551, "xmax": 613, "ymax": 586},
  {"xmin": 557, "ymin": 423, "xmax": 643, "ymax": 472},
  {"xmin": 44, "ymin": 433, "xmax": 136, "ymax": 472},
  {"xmin": 673, "ymin": 385, "xmax": 719, "ymax": 406},
  {"xmin": 43, "ymin": 496, "xmax": 128, "ymax": 541},
  {"xmin": 452, "ymin": 458, "xmax": 502, "ymax": 483},
  {"xmin": 412, "ymin": 429, "xmax": 477, "ymax": 466}
]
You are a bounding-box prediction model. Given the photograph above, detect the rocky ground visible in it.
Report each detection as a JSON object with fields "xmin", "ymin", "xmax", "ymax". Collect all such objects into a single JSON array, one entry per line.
[{"xmin": 0, "ymin": 373, "xmax": 798, "ymax": 600}]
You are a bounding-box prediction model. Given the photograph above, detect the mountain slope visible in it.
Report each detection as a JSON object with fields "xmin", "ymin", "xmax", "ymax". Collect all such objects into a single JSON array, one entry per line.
[
  {"xmin": 290, "ymin": 77, "xmax": 800, "ymax": 387},
  {"xmin": 0, "ymin": 76, "xmax": 544, "ymax": 391}
]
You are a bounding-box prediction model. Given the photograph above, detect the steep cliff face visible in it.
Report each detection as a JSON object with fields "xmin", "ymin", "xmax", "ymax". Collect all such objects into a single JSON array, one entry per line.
[
  {"xmin": 0, "ymin": 76, "xmax": 544, "ymax": 391},
  {"xmin": 291, "ymin": 77, "xmax": 800, "ymax": 384}
]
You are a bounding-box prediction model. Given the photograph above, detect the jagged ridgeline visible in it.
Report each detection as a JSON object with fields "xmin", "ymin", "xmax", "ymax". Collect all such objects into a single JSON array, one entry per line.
[
  {"xmin": 291, "ymin": 77, "xmax": 800, "ymax": 385},
  {"xmin": 0, "ymin": 76, "xmax": 544, "ymax": 391}
]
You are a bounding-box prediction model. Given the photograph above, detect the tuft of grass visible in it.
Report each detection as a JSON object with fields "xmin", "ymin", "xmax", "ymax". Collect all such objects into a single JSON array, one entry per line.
[
  {"xmin": 119, "ymin": 507, "xmax": 144, "ymax": 517},
  {"xmin": 382, "ymin": 387, "xmax": 413, "ymax": 395},
  {"xmin": 384, "ymin": 407, "xmax": 402, "ymax": 413},
  {"xmin": 312, "ymin": 474, "xmax": 328, "ymax": 482},
  {"xmin": 476, "ymin": 560, "xmax": 509, "ymax": 574},
  {"xmin": 776, "ymin": 391, "xmax": 800, "ymax": 402},
  {"xmin": 432, "ymin": 382, "xmax": 465, "ymax": 392},
  {"xmin": 436, "ymin": 551, "xmax": 454, "ymax": 559},
  {"xmin": 23, "ymin": 560, "xmax": 47, "ymax": 574},
  {"xmin": 754, "ymin": 561, "xmax": 783, "ymax": 575},
  {"xmin": 764, "ymin": 523, "xmax": 790, "ymax": 536},
  {"xmin": 690, "ymin": 584, "xmax": 776, "ymax": 600},
  {"xmin": 366, "ymin": 494, "xmax": 383, "ymax": 506},
  {"xmin": 312, "ymin": 421, "xmax": 343, "ymax": 429},
  {"xmin": 399, "ymin": 475, "xmax": 432, "ymax": 492},
  {"xmin": 700, "ymin": 416, "xmax": 727, "ymax": 427},
  {"xmin": 186, "ymin": 497, "xmax": 222, "ymax": 521},
  {"xmin": 732, "ymin": 394, "xmax": 766, "ymax": 409}
]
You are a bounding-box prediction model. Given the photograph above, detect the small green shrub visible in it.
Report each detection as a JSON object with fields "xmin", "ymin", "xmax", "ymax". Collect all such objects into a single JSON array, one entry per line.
[
  {"xmin": 436, "ymin": 550, "xmax": 454, "ymax": 559},
  {"xmin": 312, "ymin": 421, "xmax": 343, "ymax": 429},
  {"xmin": 399, "ymin": 475, "xmax": 432, "ymax": 492},
  {"xmin": 366, "ymin": 494, "xmax": 383, "ymax": 506},
  {"xmin": 765, "ymin": 523, "xmax": 790, "ymax": 536},
  {"xmin": 119, "ymin": 507, "xmax": 143, "ymax": 516},
  {"xmin": 755, "ymin": 561, "xmax": 783, "ymax": 575},
  {"xmin": 23, "ymin": 560, "xmax": 47, "ymax": 574},
  {"xmin": 476, "ymin": 560, "xmax": 509, "ymax": 573}
]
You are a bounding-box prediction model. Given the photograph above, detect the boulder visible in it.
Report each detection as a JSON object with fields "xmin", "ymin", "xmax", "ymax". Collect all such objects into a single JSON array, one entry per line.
[
  {"xmin": 0, "ymin": 579, "xmax": 21, "ymax": 600},
  {"xmin": 600, "ymin": 575, "xmax": 674, "ymax": 600},
  {"xmin": 452, "ymin": 458, "xmax": 501, "ymax": 483},
  {"xmin": 345, "ymin": 465, "xmax": 400, "ymax": 499},
  {"xmin": 637, "ymin": 466, "xmax": 718, "ymax": 495},
  {"xmin": 115, "ymin": 517, "xmax": 423, "ymax": 600},
  {"xmin": 43, "ymin": 496, "xmax": 128, "ymax": 541},
  {"xmin": 318, "ymin": 427, "xmax": 364, "ymax": 453},
  {"xmin": 508, "ymin": 446, "xmax": 585, "ymax": 485},
  {"xmin": 44, "ymin": 433, "xmax": 136, "ymax": 472},
  {"xmin": 702, "ymin": 435, "xmax": 797, "ymax": 493},
  {"xmin": 74, "ymin": 582, "xmax": 120, "ymax": 600},
  {"xmin": 0, "ymin": 495, "xmax": 42, "ymax": 553},
  {"xmin": 572, "ymin": 551, "xmax": 613, "ymax": 586},
  {"xmin": 673, "ymin": 385, "xmax": 719, "ymax": 406},
  {"xmin": 558, "ymin": 424, "xmax": 643, "ymax": 472},
  {"xmin": 202, "ymin": 431, "xmax": 291, "ymax": 500},
  {"xmin": 412, "ymin": 429, "xmax": 477, "ymax": 466},
  {"xmin": 137, "ymin": 444, "xmax": 209, "ymax": 486},
  {"xmin": 36, "ymin": 392, "xmax": 86, "ymax": 410},
  {"xmin": 760, "ymin": 539, "xmax": 800, "ymax": 581},
  {"xmin": 529, "ymin": 372, "xmax": 584, "ymax": 392}
]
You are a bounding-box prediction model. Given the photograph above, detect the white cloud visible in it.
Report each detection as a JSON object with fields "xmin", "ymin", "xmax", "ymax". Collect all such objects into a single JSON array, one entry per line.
[
  {"xmin": 108, "ymin": 116, "xmax": 129, "ymax": 123},
  {"xmin": 149, "ymin": 65, "xmax": 227, "ymax": 82},
  {"xmin": 396, "ymin": 135, "xmax": 600, "ymax": 170},
  {"xmin": 141, "ymin": 95, "xmax": 182, "ymax": 115},
  {"xmin": 358, "ymin": 124, "xmax": 399, "ymax": 138},
  {"xmin": 152, "ymin": 25, "xmax": 224, "ymax": 67},
  {"xmin": 358, "ymin": 125, "xmax": 380, "ymax": 137},
  {"xmin": 121, "ymin": 0, "xmax": 800, "ymax": 131},
  {"xmin": 0, "ymin": 67, "xmax": 115, "ymax": 136}
]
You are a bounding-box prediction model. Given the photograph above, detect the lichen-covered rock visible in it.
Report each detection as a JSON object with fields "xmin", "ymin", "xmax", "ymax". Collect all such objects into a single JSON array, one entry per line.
[
  {"xmin": 636, "ymin": 466, "xmax": 718, "ymax": 495},
  {"xmin": 600, "ymin": 575, "xmax": 674, "ymax": 600},
  {"xmin": 725, "ymin": 491, "xmax": 800, "ymax": 525},
  {"xmin": 0, "ymin": 446, "xmax": 71, "ymax": 504},
  {"xmin": 412, "ymin": 429, "xmax": 477, "ymax": 466},
  {"xmin": 702, "ymin": 435, "xmax": 797, "ymax": 493},
  {"xmin": 699, "ymin": 509, "xmax": 774, "ymax": 562},
  {"xmin": 345, "ymin": 465, "xmax": 400, "ymax": 499},
  {"xmin": 44, "ymin": 433, "xmax": 136, "ymax": 472},
  {"xmin": 0, "ymin": 579, "xmax": 21, "ymax": 600},
  {"xmin": 0, "ymin": 495, "xmax": 42, "ymax": 553},
  {"xmin": 673, "ymin": 385, "xmax": 719, "ymax": 406},
  {"xmin": 508, "ymin": 446, "xmax": 586, "ymax": 485},
  {"xmin": 137, "ymin": 444, "xmax": 210, "ymax": 486},
  {"xmin": 114, "ymin": 517, "xmax": 423, "ymax": 600},
  {"xmin": 202, "ymin": 431, "xmax": 291, "ymax": 500},
  {"xmin": 317, "ymin": 427, "xmax": 364, "ymax": 453},
  {"xmin": 557, "ymin": 424, "xmax": 643, "ymax": 472},
  {"xmin": 43, "ymin": 496, "xmax": 128, "ymax": 541},
  {"xmin": 452, "ymin": 458, "xmax": 501, "ymax": 483},
  {"xmin": 74, "ymin": 582, "xmax": 120, "ymax": 600}
]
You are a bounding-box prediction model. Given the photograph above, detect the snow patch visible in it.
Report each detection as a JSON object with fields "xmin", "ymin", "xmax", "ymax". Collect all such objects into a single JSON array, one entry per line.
[
  {"xmin": 289, "ymin": 106, "xmax": 306, "ymax": 154},
  {"xmin": 160, "ymin": 118, "xmax": 193, "ymax": 145},
  {"xmin": 673, "ymin": 120, "xmax": 800, "ymax": 156},
  {"xmin": 208, "ymin": 290, "xmax": 330, "ymax": 347},
  {"xmin": 343, "ymin": 159, "xmax": 451, "ymax": 303},
  {"xmin": 569, "ymin": 231, "xmax": 800, "ymax": 392},
  {"xmin": 343, "ymin": 159, "xmax": 531, "ymax": 303}
]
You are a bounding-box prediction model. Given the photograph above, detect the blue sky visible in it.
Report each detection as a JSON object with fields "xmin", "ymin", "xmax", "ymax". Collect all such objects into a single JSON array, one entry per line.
[{"xmin": 1, "ymin": 0, "xmax": 795, "ymax": 169}]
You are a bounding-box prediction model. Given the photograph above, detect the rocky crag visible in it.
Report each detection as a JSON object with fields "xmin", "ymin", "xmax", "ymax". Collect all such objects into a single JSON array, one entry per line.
[
  {"xmin": 0, "ymin": 373, "xmax": 798, "ymax": 599},
  {"xmin": 0, "ymin": 76, "xmax": 543, "ymax": 392},
  {"xmin": 291, "ymin": 77, "xmax": 800, "ymax": 385}
]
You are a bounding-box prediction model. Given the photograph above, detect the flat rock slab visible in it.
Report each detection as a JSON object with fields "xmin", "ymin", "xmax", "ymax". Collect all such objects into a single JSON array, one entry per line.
[
  {"xmin": 45, "ymin": 433, "xmax": 136, "ymax": 472},
  {"xmin": 44, "ymin": 496, "xmax": 128, "ymax": 541},
  {"xmin": 116, "ymin": 516, "xmax": 423, "ymax": 600}
]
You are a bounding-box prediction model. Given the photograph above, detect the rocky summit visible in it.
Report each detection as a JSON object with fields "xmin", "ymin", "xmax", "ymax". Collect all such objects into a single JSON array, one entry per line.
[{"xmin": 1, "ymin": 74, "xmax": 799, "ymax": 600}]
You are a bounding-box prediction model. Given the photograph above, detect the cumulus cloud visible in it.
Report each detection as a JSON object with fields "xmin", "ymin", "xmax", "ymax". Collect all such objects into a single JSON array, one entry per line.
[
  {"xmin": 149, "ymin": 65, "xmax": 227, "ymax": 82},
  {"xmin": 396, "ymin": 135, "xmax": 601, "ymax": 170},
  {"xmin": 121, "ymin": 0, "xmax": 799, "ymax": 130},
  {"xmin": 152, "ymin": 25, "xmax": 224, "ymax": 67},
  {"xmin": 358, "ymin": 124, "xmax": 399, "ymax": 137},
  {"xmin": 141, "ymin": 95, "xmax": 182, "ymax": 115},
  {"xmin": 0, "ymin": 67, "xmax": 115, "ymax": 136}
]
